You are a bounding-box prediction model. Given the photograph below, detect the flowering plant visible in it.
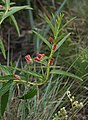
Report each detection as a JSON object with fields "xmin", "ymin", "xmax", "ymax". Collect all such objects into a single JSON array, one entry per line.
[{"xmin": 0, "ymin": 13, "xmax": 83, "ymax": 118}]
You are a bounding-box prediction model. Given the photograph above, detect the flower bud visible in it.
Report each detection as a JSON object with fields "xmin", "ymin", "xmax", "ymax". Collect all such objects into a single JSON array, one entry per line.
[
  {"xmin": 37, "ymin": 53, "xmax": 45, "ymax": 60},
  {"xmin": 49, "ymin": 58, "xmax": 54, "ymax": 65},
  {"xmin": 25, "ymin": 55, "xmax": 33, "ymax": 64},
  {"xmin": 34, "ymin": 53, "xmax": 45, "ymax": 62},
  {"xmin": 0, "ymin": 5, "xmax": 3, "ymax": 8},
  {"xmin": 52, "ymin": 44, "xmax": 57, "ymax": 50},
  {"xmin": 34, "ymin": 57, "xmax": 40, "ymax": 61},
  {"xmin": 49, "ymin": 37, "xmax": 53, "ymax": 43},
  {"xmin": 13, "ymin": 74, "xmax": 21, "ymax": 80}
]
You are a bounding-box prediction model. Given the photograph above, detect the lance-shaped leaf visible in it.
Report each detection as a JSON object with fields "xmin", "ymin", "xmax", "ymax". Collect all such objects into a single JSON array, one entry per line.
[
  {"xmin": 44, "ymin": 15, "xmax": 54, "ymax": 34},
  {"xmin": 0, "ymin": 38, "xmax": 6, "ymax": 59},
  {"xmin": 1, "ymin": 91, "xmax": 9, "ymax": 116},
  {"xmin": 11, "ymin": 67, "xmax": 43, "ymax": 79},
  {"xmin": 18, "ymin": 87, "xmax": 37, "ymax": 99},
  {"xmin": 55, "ymin": 33, "xmax": 71, "ymax": 51},
  {"xmin": 0, "ymin": 80, "xmax": 13, "ymax": 116},
  {"xmin": 0, "ymin": 75, "xmax": 13, "ymax": 80},
  {"xmin": 50, "ymin": 69, "xmax": 83, "ymax": 81},
  {"xmin": 0, "ymin": 80, "xmax": 13, "ymax": 97},
  {"xmin": 10, "ymin": 15, "xmax": 20, "ymax": 36},
  {"xmin": 0, "ymin": 65, "xmax": 12, "ymax": 75},
  {"xmin": 5, "ymin": 0, "xmax": 10, "ymax": 9},
  {"xmin": 0, "ymin": 6, "xmax": 32, "ymax": 24},
  {"xmin": 33, "ymin": 31, "xmax": 51, "ymax": 49}
]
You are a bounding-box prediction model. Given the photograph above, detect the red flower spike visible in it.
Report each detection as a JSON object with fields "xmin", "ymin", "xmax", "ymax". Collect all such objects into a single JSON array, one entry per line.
[
  {"xmin": 25, "ymin": 55, "xmax": 33, "ymax": 64},
  {"xmin": 13, "ymin": 74, "xmax": 21, "ymax": 80},
  {"xmin": 49, "ymin": 58, "xmax": 54, "ymax": 65},
  {"xmin": 49, "ymin": 37, "xmax": 53, "ymax": 43},
  {"xmin": 52, "ymin": 44, "xmax": 57, "ymax": 50},
  {"xmin": 34, "ymin": 57, "xmax": 41, "ymax": 61}
]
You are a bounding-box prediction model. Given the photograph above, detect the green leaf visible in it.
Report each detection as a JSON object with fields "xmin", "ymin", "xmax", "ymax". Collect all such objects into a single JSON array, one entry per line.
[
  {"xmin": 0, "ymin": 80, "xmax": 13, "ymax": 97},
  {"xmin": 10, "ymin": 15, "xmax": 20, "ymax": 36},
  {"xmin": 11, "ymin": 67, "xmax": 43, "ymax": 79},
  {"xmin": 1, "ymin": 91, "xmax": 9, "ymax": 116},
  {"xmin": 54, "ymin": 13, "xmax": 64, "ymax": 38},
  {"xmin": 0, "ymin": 12, "xmax": 4, "ymax": 15},
  {"xmin": 1, "ymin": 0, "xmax": 5, "ymax": 3},
  {"xmin": 55, "ymin": 33, "xmax": 71, "ymax": 51},
  {"xmin": 0, "ymin": 6, "xmax": 32, "ymax": 24},
  {"xmin": 0, "ymin": 65, "xmax": 12, "ymax": 75},
  {"xmin": 50, "ymin": 69, "xmax": 83, "ymax": 81},
  {"xmin": 33, "ymin": 31, "xmax": 51, "ymax": 49},
  {"xmin": 0, "ymin": 38, "xmax": 6, "ymax": 59},
  {"xmin": 61, "ymin": 17, "xmax": 76, "ymax": 31},
  {"xmin": 44, "ymin": 15, "xmax": 54, "ymax": 34},
  {"xmin": 18, "ymin": 88, "xmax": 37, "ymax": 99},
  {"xmin": 6, "ymin": 0, "xmax": 10, "ymax": 9},
  {"xmin": 0, "ymin": 75, "xmax": 13, "ymax": 80}
]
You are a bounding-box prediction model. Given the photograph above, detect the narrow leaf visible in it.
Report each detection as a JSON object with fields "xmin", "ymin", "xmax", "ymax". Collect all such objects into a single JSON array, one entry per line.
[
  {"xmin": 45, "ymin": 15, "xmax": 54, "ymax": 34},
  {"xmin": 0, "ymin": 38, "xmax": 6, "ymax": 59},
  {"xmin": 55, "ymin": 33, "xmax": 71, "ymax": 51},
  {"xmin": 10, "ymin": 15, "xmax": 20, "ymax": 36},
  {"xmin": 10, "ymin": 67, "xmax": 43, "ymax": 79},
  {"xmin": 0, "ymin": 80, "xmax": 13, "ymax": 97},
  {"xmin": 0, "ymin": 75, "xmax": 13, "ymax": 80},
  {"xmin": 6, "ymin": 0, "xmax": 10, "ymax": 9},
  {"xmin": 50, "ymin": 69, "xmax": 83, "ymax": 81},
  {"xmin": 33, "ymin": 31, "xmax": 51, "ymax": 49},
  {"xmin": 0, "ymin": 65, "xmax": 12, "ymax": 75},
  {"xmin": 18, "ymin": 88, "xmax": 37, "ymax": 99},
  {"xmin": 1, "ymin": 91, "xmax": 9, "ymax": 116},
  {"xmin": 0, "ymin": 6, "xmax": 32, "ymax": 24}
]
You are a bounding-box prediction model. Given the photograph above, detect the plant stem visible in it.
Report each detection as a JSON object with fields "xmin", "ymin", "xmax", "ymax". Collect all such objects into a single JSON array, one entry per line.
[{"xmin": 45, "ymin": 49, "xmax": 53, "ymax": 81}]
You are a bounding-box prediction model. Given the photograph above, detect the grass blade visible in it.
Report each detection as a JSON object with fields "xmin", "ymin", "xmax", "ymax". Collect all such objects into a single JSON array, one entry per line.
[{"xmin": 0, "ymin": 38, "xmax": 6, "ymax": 59}]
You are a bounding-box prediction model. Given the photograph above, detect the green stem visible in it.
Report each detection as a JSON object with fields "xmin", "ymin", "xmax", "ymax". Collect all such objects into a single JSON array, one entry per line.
[
  {"xmin": 0, "ymin": 79, "xmax": 49, "ymax": 86},
  {"xmin": 45, "ymin": 49, "xmax": 53, "ymax": 81}
]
